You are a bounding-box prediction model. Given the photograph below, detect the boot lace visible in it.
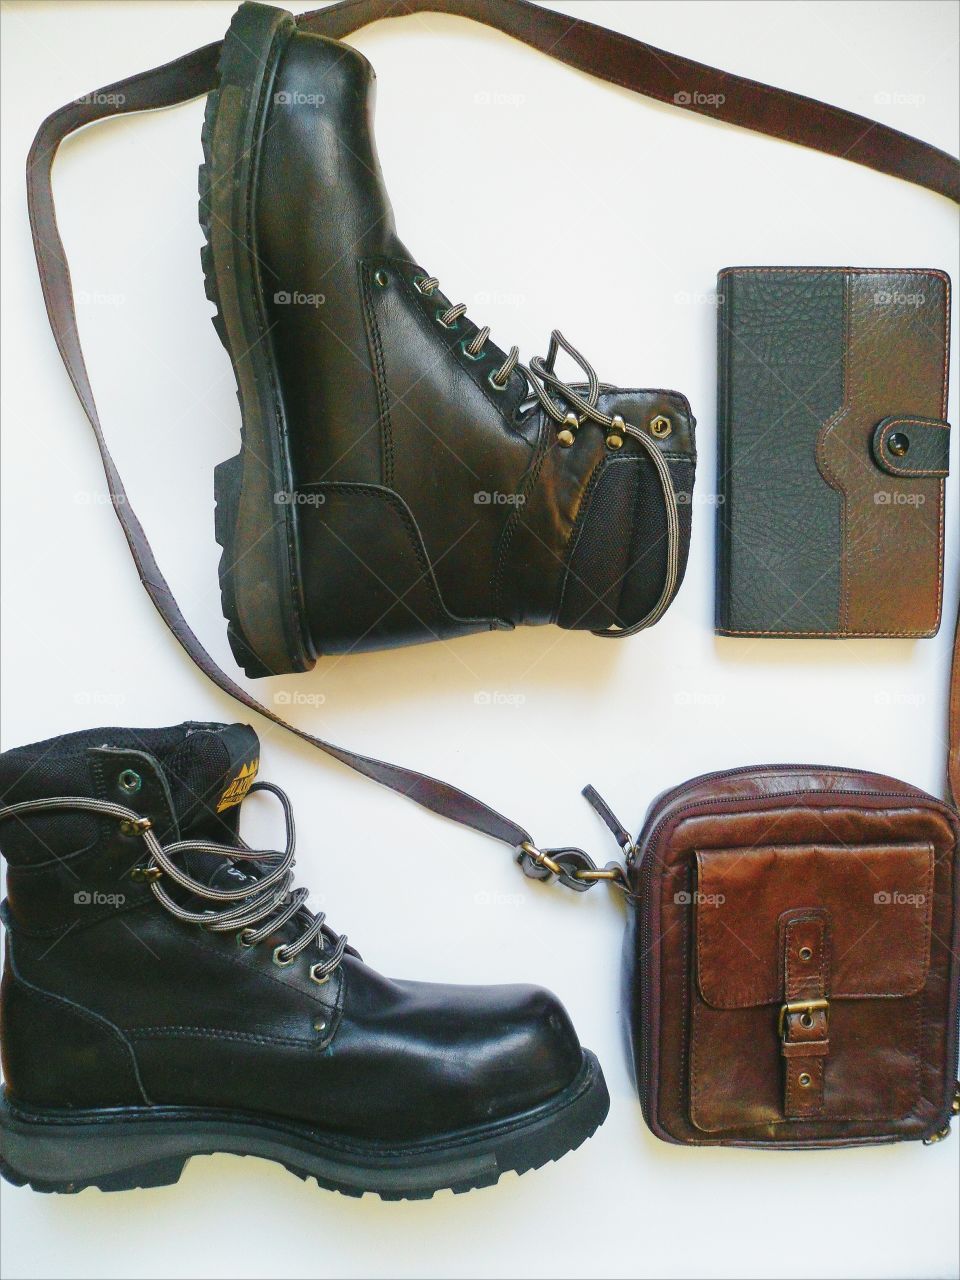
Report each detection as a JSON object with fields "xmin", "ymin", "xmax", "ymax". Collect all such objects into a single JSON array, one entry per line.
[
  {"xmin": 418, "ymin": 277, "xmax": 682, "ymax": 636},
  {"xmin": 0, "ymin": 782, "xmax": 346, "ymax": 981},
  {"xmin": 418, "ymin": 276, "xmax": 659, "ymax": 436}
]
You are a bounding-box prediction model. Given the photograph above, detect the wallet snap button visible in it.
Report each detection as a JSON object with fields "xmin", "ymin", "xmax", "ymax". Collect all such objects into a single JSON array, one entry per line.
[{"xmin": 888, "ymin": 432, "xmax": 910, "ymax": 457}]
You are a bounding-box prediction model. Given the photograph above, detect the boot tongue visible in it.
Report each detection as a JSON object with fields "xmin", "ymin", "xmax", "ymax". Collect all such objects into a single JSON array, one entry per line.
[
  {"xmin": 159, "ymin": 724, "xmax": 302, "ymax": 946},
  {"xmin": 162, "ymin": 723, "xmax": 261, "ymax": 845}
]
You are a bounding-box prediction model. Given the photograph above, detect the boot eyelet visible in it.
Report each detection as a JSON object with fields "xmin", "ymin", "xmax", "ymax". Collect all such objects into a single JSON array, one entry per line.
[
  {"xmin": 237, "ymin": 928, "xmax": 256, "ymax": 948},
  {"xmin": 459, "ymin": 338, "xmax": 485, "ymax": 362},
  {"xmin": 413, "ymin": 275, "xmax": 429, "ymax": 293},
  {"xmin": 272, "ymin": 945, "xmax": 296, "ymax": 967},
  {"xmin": 488, "ymin": 372, "xmax": 508, "ymax": 392},
  {"xmin": 310, "ymin": 963, "xmax": 332, "ymax": 985},
  {"xmin": 649, "ymin": 414, "xmax": 672, "ymax": 439},
  {"xmin": 435, "ymin": 308, "xmax": 459, "ymax": 330},
  {"xmin": 373, "ymin": 268, "xmax": 389, "ymax": 287},
  {"xmin": 120, "ymin": 817, "xmax": 152, "ymax": 838},
  {"xmin": 606, "ymin": 413, "xmax": 625, "ymax": 449},
  {"xmin": 130, "ymin": 864, "xmax": 162, "ymax": 882},
  {"xmin": 117, "ymin": 769, "xmax": 142, "ymax": 795}
]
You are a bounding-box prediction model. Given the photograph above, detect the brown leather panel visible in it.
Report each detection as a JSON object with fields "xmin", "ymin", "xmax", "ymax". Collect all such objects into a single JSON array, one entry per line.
[
  {"xmin": 690, "ymin": 1003, "xmax": 782, "ymax": 1132},
  {"xmin": 689, "ymin": 995, "xmax": 923, "ymax": 1133},
  {"xmin": 695, "ymin": 842, "xmax": 933, "ymax": 1007},
  {"xmin": 816, "ymin": 270, "xmax": 949, "ymax": 636}
]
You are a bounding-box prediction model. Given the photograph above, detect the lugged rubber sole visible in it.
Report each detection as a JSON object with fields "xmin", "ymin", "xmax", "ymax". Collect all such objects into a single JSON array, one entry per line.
[
  {"xmin": 200, "ymin": 1, "xmax": 316, "ymax": 678},
  {"xmin": 0, "ymin": 1051, "xmax": 608, "ymax": 1200}
]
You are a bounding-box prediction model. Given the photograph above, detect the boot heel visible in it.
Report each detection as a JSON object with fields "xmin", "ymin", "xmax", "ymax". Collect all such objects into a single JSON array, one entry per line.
[
  {"xmin": 200, "ymin": 3, "xmax": 316, "ymax": 678},
  {"xmin": 0, "ymin": 1154, "xmax": 188, "ymax": 1195},
  {"xmin": 0, "ymin": 1094, "xmax": 189, "ymax": 1194},
  {"xmin": 213, "ymin": 455, "xmax": 276, "ymax": 678}
]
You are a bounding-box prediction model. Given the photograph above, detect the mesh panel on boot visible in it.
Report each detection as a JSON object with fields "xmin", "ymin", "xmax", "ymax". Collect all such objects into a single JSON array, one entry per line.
[
  {"xmin": 0, "ymin": 723, "xmax": 248, "ymax": 867},
  {"xmin": 165, "ymin": 733, "xmax": 231, "ymax": 831},
  {"xmin": 160, "ymin": 727, "xmax": 262, "ymax": 883},
  {"xmin": 0, "ymin": 726, "xmax": 193, "ymax": 865},
  {"xmin": 555, "ymin": 456, "xmax": 657, "ymax": 630},
  {"xmin": 619, "ymin": 455, "xmax": 694, "ymax": 625},
  {"xmin": 556, "ymin": 455, "xmax": 693, "ymax": 632}
]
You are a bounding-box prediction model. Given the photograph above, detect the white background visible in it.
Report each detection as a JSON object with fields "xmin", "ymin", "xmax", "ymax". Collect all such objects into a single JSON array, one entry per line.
[{"xmin": 1, "ymin": 2, "xmax": 958, "ymax": 1277}]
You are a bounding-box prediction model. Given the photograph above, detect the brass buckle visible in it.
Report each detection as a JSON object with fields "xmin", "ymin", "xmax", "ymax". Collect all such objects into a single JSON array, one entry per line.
[{"xmin": 778, "ymin": 997, "xmax": 829, "ymax": 1039}]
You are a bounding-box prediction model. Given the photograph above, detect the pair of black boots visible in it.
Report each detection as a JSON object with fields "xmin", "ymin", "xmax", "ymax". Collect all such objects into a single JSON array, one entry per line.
[{"xmin": 1, "ymin": 1, "xmax": 696, "ymax": 1197}]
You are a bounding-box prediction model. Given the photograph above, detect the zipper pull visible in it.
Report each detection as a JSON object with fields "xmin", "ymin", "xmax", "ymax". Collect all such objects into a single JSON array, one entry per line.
[{"xmin": 923, "ymin": 1082, "xmax": 960, "ymax": 1144}]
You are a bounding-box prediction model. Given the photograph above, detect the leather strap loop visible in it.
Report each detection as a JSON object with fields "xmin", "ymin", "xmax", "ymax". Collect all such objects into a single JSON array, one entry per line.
[
  {"xmin": 23, "ymin": 0, "xmax": 960, "ymax": 859},
  {"xmin": 872, "ymin": 416, "xmax": 951, "ymax": 479},
  {"xmin": 949, "ymin": 599, "xmax": 960, "ymax": 810},
  {"xmin": 780, "ymin": 914, "xmax": 831, "ymax": 1118}
]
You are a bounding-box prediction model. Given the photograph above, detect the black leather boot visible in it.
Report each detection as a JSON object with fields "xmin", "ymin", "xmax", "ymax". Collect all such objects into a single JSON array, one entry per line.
[
  {"xmin": 201, "ymin": 1, "xmax": 696, "ymax": 676},
  {"xmin": 0, "ymin": 722, "xmax": 608, "ymax": 1198}
]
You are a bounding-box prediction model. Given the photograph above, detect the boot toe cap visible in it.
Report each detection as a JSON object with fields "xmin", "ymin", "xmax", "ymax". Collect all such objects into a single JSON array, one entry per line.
[
  {"xmin": 327, "ymin": 963, "xmax": 588, "ymax": 1138},
  {"xmin": 470, "ymin": 983, "xmax": 585, "ymax": 1120}
]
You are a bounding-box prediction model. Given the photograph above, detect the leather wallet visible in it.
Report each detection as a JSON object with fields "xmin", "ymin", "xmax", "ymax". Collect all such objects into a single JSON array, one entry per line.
[
  {"xmin": 716, "ymin": 267, "xmax": 951, "ymax": 637},
  {"xmin": 625, "ymin": 763, "xmax": 960, "ymax": 1147}
]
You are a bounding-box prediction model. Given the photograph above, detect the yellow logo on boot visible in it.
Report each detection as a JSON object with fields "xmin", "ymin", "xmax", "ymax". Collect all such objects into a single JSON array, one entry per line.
[{"xmin": 216, "ymin": 759, "xmax": 259, "ymax": 812}]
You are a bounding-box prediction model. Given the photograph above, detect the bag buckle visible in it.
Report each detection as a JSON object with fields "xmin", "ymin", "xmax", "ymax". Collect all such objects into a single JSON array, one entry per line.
[{"xmin": 778, "ymin": 997, "xmax": 829, "ymax": 1039}]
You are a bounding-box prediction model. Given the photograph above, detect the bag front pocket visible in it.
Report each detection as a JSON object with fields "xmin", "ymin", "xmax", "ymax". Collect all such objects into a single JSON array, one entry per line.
[{"xmin": 688, "ymin": 841, "xmax": 934, "ymax": 1133}]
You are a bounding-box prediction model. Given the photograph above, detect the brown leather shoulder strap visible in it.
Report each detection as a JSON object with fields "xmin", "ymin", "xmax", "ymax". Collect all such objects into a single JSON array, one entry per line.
[
  {"xmin": 949, "ymin": 600, "xmax": 960, "ymax": 809},
  {"xmin": 25, "ymin": 0, "xmax": 960, "ymax": 851},
  {"xmin": 306, "ymin": 0, "xmax": 960, "ymax": 201}
]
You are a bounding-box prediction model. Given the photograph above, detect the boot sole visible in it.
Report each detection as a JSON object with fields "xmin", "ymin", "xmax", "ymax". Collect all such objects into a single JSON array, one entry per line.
[
  {"xmin": 200, "ymin": 2, "xmax": 316, "ymax": 677},
  {"xmin": 0, "ymin": 1049, "xmax": 607, "ymax": 1200}
]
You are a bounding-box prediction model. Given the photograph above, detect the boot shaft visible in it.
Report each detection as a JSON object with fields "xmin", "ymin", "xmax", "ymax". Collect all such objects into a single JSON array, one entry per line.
[
  {"xmin": 0, "ymin": 723, "xmax": 259, "ymax": 932},
  {"xmin": 204, "ymin": 3, "xmax": 696, "ymax": 672}
]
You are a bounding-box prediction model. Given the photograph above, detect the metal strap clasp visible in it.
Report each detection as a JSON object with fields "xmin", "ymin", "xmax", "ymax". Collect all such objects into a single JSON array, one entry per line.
[
  {"xmin": 517, "ymin": 841, "xmax": 627, "ymax": 893},
  {"xmin": 778, "ymin": 997, "xmax": 829, "ymax": 1039}
]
